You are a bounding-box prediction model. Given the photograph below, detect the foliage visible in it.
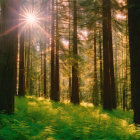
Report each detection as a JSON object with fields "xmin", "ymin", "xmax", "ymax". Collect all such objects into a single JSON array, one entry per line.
[
  {"xmin": 0, "ymin": 0, "xmax": 5, "ymax": 7},
  {"xmin": 0, "ymin": 96, "xmax": 139, "ymax": 140}
]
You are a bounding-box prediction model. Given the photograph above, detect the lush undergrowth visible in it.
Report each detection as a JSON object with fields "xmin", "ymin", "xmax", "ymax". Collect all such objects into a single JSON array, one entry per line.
[{"xmin": 0, "ymin": 96, "xmax": 140, "ymax": 140}]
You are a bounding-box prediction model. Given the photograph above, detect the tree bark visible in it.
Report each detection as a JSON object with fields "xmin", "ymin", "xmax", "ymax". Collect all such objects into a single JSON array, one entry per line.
[
  {"xmin": 54, "ymin": 0, "xmax": 60, "ymax": 102},
  {"xmin": 102, "ymin": 0, "xmax": 116, "ymax": 110},
  {"xmin": 43, "ymin": 46, "xmax": 47, "ymax": 98},
  {"xmin": 93, "ymin": 29, "xmax": 98, "ymax": 106},
  {"xmin": 71, "ymin": 0, "xmax": 80, "ymax": 104},
  {"xmin": 50, "ymin": 0, "xmax": 55, "ymax": 100},
  {"xmin": 18, "ymin": 32, "xmax": 25, "ymax": 96},
  {"xmin": 127, "ymin": 0, "xmax": 140, "ymax": 124},
  {"xmin": 99, "ymin": 31, "xmax": 103, "ymax": 105},
  {"xmin": 0, "ymin": 0, "xmax": 18, "ymax": 114}
]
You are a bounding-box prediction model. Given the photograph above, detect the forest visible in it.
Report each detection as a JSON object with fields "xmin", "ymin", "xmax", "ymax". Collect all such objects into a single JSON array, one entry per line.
[{"xmin": 0, "ymin": 0, "xmax": 140, "ymax": 139}]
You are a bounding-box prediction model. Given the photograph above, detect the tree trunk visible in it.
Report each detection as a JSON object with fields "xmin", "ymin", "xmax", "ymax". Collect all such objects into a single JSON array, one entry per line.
[
  {"xmin": 26, "ymin": 29, "xmax": 31, "ymax": 93},
  {"xmin": 18, "ymin": 32, "xmax": 25, "ymax": 96},
  {"xmin": 127, "ymin": 0, "xmax": 140, "ymax": 124},
  {"xmin": 102, "ymin": 0, "xmax": 116, "ymax": 110},
  {"xmin": 54, "ymin": 0, "xmax": 60, "ymax": 102},
  {"xmin": 50, "ymin": 0, "xmax": 55, "ymax": 100},
  {"xmin": 93, "ymin": 29, "xmax": 98, "ymax": 106},
  {"xmin": 44, "ymin": 45, "xmax": 47, "ymax": 97},
  {"xmin": 71, "ymin": 0, "xmax": 80, "ymax": 104},
  {"xmin": 0, "ymin": 0, "xmax": 18, "ymax": 114},
  {"xmin": 69, "ymin": 0, "xmax": 72, "ymax": 100},
  {"xmin": 99, "ymin": 31, "xmax": 103, "ymax": 105}
]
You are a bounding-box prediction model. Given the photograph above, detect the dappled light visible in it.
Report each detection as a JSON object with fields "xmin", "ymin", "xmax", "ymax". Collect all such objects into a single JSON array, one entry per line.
[{"xmin": 0, "ymin": 97, "xmax": 139, "ymax": 139}]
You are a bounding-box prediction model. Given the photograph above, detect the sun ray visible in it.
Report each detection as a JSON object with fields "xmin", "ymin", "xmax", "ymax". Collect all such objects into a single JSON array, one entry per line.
[
  {"xmin": 35, "ymin": 24, "xmax": 51, "ymax": 39},
  {"xmin": 0, "ymin": 22, "xmax": 25, "ymax": 37}
]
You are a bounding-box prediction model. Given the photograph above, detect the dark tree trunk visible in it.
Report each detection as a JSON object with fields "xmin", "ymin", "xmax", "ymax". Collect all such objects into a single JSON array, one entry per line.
[
  {"xmin": 109, "ymin": 36, "xmax": 116, "ymax": 109},
  {"xmin": 44, "ymin": 45, "xmax": 47, "ymax": 97},
  {"xmin": 26, "ymin": 30, "xmax": 31, "ymax": 93},
  {"xmin": 127, "ymin": 0, "xmax": 140, "ymax": 124},
  {"xmin": 0, "ymin": 0, "xmax": 18, "ymax": 114},
  {"xmin": 69, "ymin": 0, "xmax": 72, "ymax": 99},
  {"xmin": 125, "ymin": 23, "xmax": 128, "ymax": 110},
  {"xmin": 18, "ymin": 32, "xmax": 25, "ymax": 96},
  {"xmin": 40, "ymin": 45, "xmax": 43, "ymax": 96},
  {"xmin": 29, "ymin": 29, "xmax": 33, "ymax": 95},
  {"xmin": 50, "ymin": 0, "xmax": 55, "ymax": 100},
  {"xmin": 114, "ymin": 39, "xmax": 118, "ymax": 107},
  {"xmin": 71, "ymin": 0, "xmax": 80, "ymax": 104},
  {"xmin": 99, "ymin": 31, "xmax": 103, "ymax": 105},
  {"xmin": 122, "ymin": 43, "xmax": 126, "ymax": 111},
  {"xmin": 102, "ymin": 0, "xmax": 116, "ymax": 110},
  {"xmin": 93, "ymin": 30, "xmax": 98, "ymax": 106},
  {"xmin": 54, "ymin": 0, "xmax": 60, "ymax": 102}
]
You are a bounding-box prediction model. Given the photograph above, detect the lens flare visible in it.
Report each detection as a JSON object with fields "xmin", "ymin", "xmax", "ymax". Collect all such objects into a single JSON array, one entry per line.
[
  {"xmin": 25, "ymin": 13, "xmax": 37, "ymax": 25},
  {"xmin": 18, "ymin": 7, "xmax": 51, "ymax": 38},
  {"xmin": 19, "ymin": 7, "xmax": 41, "ymax": 28}
]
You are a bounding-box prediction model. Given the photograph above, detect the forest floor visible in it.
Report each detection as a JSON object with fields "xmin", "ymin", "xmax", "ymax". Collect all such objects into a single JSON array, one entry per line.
[{"xmin": 0, "ymin": 96, "xmax": 140, "ymax": 140}]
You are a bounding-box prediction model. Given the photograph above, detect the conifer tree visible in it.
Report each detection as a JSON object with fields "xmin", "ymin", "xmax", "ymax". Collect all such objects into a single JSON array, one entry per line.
[{"xmin": 0, "ymin": 0, "xmax": 19, "ymax": 114}]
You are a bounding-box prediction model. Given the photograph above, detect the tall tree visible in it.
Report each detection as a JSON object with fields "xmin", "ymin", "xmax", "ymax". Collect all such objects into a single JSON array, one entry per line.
[
  {"xmin": 43, "ymin": 43, "xmax": 47, "ymax": 97},
  {"xmin": 93, "ymin": 29, "xmax": 98, "ymax": 106},
  {"xmin": 50, "ymin": 0, "xmax": 55, "ymax": 100},
  {"xmin": 25, "ymin": 29, "xmax": 31, "ymax": 93},
  {"xmin": 54, "ymin": 0, "xmax": 60, "ymax": 102},
  {"xmin": 18, "ymin": 32, "xmax": 25, "ymax": 96},
  {"xmin": 127, "ymin": 0, "xmax": 140, "ymax": 124},
  {"xmin": 71, "ymin": 0, "xmax": 80, "ymax": 104},
  {"xmin": 68, "ymin": 0, "xmax": 72, "ymax": 100},
  {"xmin": 99, "ymin": 31, "xmax": 103, "ymax": 104},
  {"xmin": 102, "ymin": 0, "xmax": 116, "ymax": 110},
  {"xmin": 0, "ymin": 0, "xmax": 18, "ymax": 114}
]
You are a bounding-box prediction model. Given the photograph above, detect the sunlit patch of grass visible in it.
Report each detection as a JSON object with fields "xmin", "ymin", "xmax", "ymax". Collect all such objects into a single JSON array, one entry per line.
[
  {"xmin": 80, "ymin": 101, "xmax": 94, "ymax": 107},
  {"xmin": 0, "ymin": 96, "xmax": 140, "ymax": 140}
]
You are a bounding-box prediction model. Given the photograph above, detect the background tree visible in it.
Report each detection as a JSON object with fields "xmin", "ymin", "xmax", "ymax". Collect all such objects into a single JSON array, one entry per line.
[
  {"xmin": 102, "ymin": 0, "xmax": 116, "ymax": 110},
  {"xmin": 71, "ymin": 0, "xmax": 80, "ymax": 104}
]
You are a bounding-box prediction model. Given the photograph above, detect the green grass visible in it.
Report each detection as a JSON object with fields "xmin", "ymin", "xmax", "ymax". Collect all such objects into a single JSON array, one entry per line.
[{"xmin": 0, "ymin": 96, "xmax": 140, "ymax": 140}]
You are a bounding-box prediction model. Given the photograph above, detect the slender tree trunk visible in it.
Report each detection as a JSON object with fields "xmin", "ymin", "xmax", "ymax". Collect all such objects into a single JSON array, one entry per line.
[
  {"xmin": 44, "ymin": 45, "xmax": 47, "ymax": 97},
  {"xmin": 18, "ymin": 32, "xmax": 25, "ymax": 96},
  {"xmin": 40, "ymin": 45, "xmax": 43, "ymax": 96},
  {"xmin": 114, "ymin": 39, "xmax": 118, "ymax": 106},
  {"xmin": 69, "ymin": 0, "xmax": 72, "ymax": 100},
  {"xmin": 127, "ymin": 0, "xmax": 140, "ymax": 124},
  {"xmin": 71, "ymin": 0, "xmax": 80, "ymax": 104},
  {"xmin": 54, "ymin": 0, "xmax": 60, "ymax": 102},
  {"xmin": 0, "ymin": 0, "xmax": 18, "ymax": 114},
  {"xmin": 29, "ymin": 30, "xmax": 33, "ymax": 95},
  {"xmin": 99, "ymin": 31, "xmax": 103, "ymax": 104},
  {"xmin": 26, "ymin": 29, "xmax": 31, "ymax": 93},
  {"xmin": 122, "ymin": 39, "xmax": 126, "ymax": 111},
  {"xmin": 50, "ymin": 0, "xmax": 55, "ymax": 100},
  {"xmin": 125, "ymin": 19, "xmax": 128, "ymax": 110},
  {"xmin": 93, "ymin": 29, "xmax": 98, "ymax": 106}
]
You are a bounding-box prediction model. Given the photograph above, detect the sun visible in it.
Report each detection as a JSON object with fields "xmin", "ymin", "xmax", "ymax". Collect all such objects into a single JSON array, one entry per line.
[
  {"xmin": 24, "ymin": 12, "xmax": 39, "ymax": 26},
  {"xmin": 25, "ymin": 13, "xmax": 37, "ymax": 24},
  {"xmin": 19, "ymin": 7, "xmax": 50, "ymax": 37},
  {"xmin": 19, "ymin": 7, "xmax": 40, "ymax": 28}
]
